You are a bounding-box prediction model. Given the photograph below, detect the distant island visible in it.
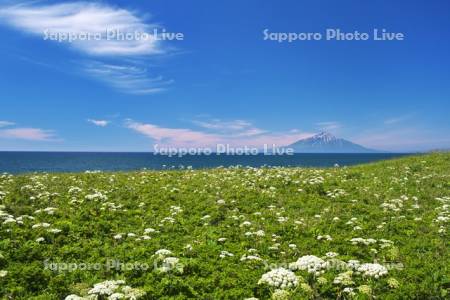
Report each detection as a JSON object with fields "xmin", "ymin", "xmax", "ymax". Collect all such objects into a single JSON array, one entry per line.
[{"xmin": 287, "ymin": 132, "xmax": 381, "ymax": 153}]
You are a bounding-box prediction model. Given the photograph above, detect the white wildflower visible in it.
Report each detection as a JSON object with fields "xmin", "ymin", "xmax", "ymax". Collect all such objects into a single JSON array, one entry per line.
[
  {"xmin": 258, "ymin": 268, "xmax": 298, "ymax": 289},
  {"xmin": 290, "ymin": 255, "xmax": 328, "ymax": 275},
  {"xmin": 219, "ymin": 251, "xmax": 234, "ymax": 258},
  {"xmin": 357, "ymin": 263, "xmax": 388, "ymax": 278}
]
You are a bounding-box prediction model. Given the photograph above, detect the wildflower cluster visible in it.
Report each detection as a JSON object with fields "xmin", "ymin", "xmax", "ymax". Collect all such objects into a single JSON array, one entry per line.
[
  {"xmin": 258, "ymin": 268, "xmax": 299, "ymax": 289},
  {"xmin": 290, "ymin": 255, "xmax": 329, "ymax": 275},
  {"xmin": 65, "ymin": 279, "xmax": 145, "ymax": 299}
]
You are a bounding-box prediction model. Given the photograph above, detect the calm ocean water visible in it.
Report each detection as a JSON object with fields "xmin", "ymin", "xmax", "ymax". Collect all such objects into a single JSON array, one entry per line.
[{"xmin": 0, "ymin": 152, "xmax": 411, "ymax": 174}]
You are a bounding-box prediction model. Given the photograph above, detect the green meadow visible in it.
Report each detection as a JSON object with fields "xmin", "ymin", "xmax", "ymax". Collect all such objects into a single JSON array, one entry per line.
[{"xmin": 0, "ymin": 153, "xmax": 449, "ymax": 299}]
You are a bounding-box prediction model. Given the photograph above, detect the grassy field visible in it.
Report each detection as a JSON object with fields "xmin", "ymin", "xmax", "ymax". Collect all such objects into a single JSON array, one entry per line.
[{"xmin": 0, "ymin": 153, "xmax": 449, "ymax": 299}]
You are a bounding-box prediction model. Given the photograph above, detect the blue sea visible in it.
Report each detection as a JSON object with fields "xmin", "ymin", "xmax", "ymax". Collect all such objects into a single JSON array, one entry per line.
[{"xmin": 0, "ymin": 152, "xmax": 411, "ymax": 174}]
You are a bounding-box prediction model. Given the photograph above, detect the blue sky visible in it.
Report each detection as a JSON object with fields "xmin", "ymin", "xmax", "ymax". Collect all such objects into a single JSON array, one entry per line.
[{"xmin": 0, "ymin": 0, "xmax": 449, "ymax": 152}]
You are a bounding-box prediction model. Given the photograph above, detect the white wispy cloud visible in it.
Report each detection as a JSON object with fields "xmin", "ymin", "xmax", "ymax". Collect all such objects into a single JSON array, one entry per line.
[
  {"xmin": 350, "ymin": 113, "xmax": 449, "ymax": 152},
  {"xmin": 0, "ymin": 128, "xmax": 56, "ymax": 141},
  {"xmin": 0, "ymin": 2, "xmax": 171, "ymax": 94},
  {"xmin": 193, "ymin": 119, "xmax": 251, "ymax": 131},
  {"xmin": 315, "ymin": 121, "xmax": 341, "ymax": 132},
  {"xmin": 0, "ymin": 2, "xmax": 162, "ymax": 56},
  {"xmin": 192, "ymin": 119, "xmax": 266, "ymax": 136},
  {"xmin": 352, "ymin": 127, "xmax": 450, "ymax": 152},
  {"xmin": 87, "ymin": 119, "xmax": 110, "ymax": 127},
  {"xmin": 126, "ymin": 120, "xmax": 221, "ymax": 146},
  {"xmin": 83, "ymin": 61, "xmax": 172, "ymax": 94},
  {"xmin": 125, "ymin": 119, "xmax": 312, "ymax": 148},
  {"xmin": 0, "ymin": 121, "xmax": 15, "ymax": 128},
  {"xmin": 384, "ymin": 114, "xmax": 413, "ymax": 125}
]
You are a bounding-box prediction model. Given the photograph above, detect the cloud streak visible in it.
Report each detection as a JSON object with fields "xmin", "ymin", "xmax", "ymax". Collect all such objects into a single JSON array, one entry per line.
[
  {"xmin": 126, "ymin": 120, "xmax": 221, "ymax": 146},
  {"xmin": 83, "ymin": 61, "xmax": 172, "ymax": 94},
  {"xmin": 192, "ymin": 119, "xmax": 267, "ymax": 136},
  {"xmin": 0, "ymin": 2, "xmax": 163, "ymax": 56},
  {"xmin": 87, "ymin": 119, "xmax": 110, "ymax": 127},
  {"xmin": 315, "ymin": 121, "xmax": 341, "ymax": 132},
  {"xmin": 383, "ymin": 114, "xmax": 413, "ymax": 125},
  {"xmin": 350, "ymin": 113, "xmax": 448, "ymax": 152},
  {"xmin": 125, "ymin": 119, "xmax": 313, "ymax": 148},
  {"xmin": 352, "ymin": 127, "xmax": 450, "ymax": 152},
  {"xmin": 0, "ymin": 2, "xmax": 171, "ymax": 94},
  {"xmin": 0, "ymin": 121, "xmax": 15, "ymax": 128},
  {"xmin": 0, "ymin": 128, "xmax": 56, "ymax": 141}
]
